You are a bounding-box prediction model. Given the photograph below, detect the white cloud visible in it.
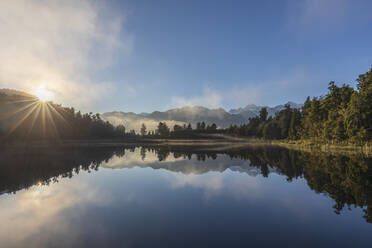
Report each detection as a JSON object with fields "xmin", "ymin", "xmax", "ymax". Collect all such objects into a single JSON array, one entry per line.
[
  {"xmin": 226, "ymin": 86, "xmax": 262, "ymax": 108},
  {"xmin": 0, "ymin": 0, "xmax": 133, "ymax": 110},
  {"xmin": 171, "ymin": 87, "xmax": 223, "ymax": 109},
  {"xmin": 101, "ymin": 147, "xmax": 186, "ymax": 169},
  {"xmin": 169, "ymin": 68, "xmax": 310, "ymax": 110}
]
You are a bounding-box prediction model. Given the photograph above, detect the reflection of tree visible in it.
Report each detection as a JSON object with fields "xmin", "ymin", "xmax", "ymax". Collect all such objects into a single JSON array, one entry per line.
[
  {"xmin": 1, "ymin": 144, "xmax": 371, "ymax": 223},
  {"xmin": 140, "ymin": 147, "xmax": 146, "ymax": 161},
  {"xmin": 301, "ymin": 152, "xmax": 372, "ymax": 223},
  {"xmin": 149, "ymin": 145, "xmax": 372, "ymax": 223},
  {"xmin": 0, "ymin": 146, "xmax": 129, "ymax": 194},
  {"xmin": 157, "ymin": 149, "xmax": 170, "ymax": 161}
]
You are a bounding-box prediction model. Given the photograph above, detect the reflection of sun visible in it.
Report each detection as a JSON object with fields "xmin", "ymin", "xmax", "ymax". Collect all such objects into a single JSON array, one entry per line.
[{"xmin": 34, "ymin": 85, "xmax": 53, "ymax": 102}]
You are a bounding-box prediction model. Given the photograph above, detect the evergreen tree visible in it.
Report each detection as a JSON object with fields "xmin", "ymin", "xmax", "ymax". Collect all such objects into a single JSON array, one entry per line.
[
  {"xmin": 140, "ymin": 123, "xmax": 147, "ymax": 136},
  {"xmin": 157, "ymin": 122, "xmax": 170, "ymax": 137},
  {"xmin": 259, "ymin": 107, "xmax": 268, "ymax": 122}
]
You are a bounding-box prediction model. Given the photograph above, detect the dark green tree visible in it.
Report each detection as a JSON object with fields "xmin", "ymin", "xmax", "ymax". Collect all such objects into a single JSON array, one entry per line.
[
  {"xmin": 140, "ymin": 123, "xmax": 147, "ymax": 136},
  {"xmin": 157, "ymin": 122, "xmax": 170, "ymax": 137}
]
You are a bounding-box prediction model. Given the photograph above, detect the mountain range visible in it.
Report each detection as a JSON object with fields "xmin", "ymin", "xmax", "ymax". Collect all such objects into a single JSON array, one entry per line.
[
  {"xmin": 102, "ymin": 102, "xmax": 302, "ymax": 131},
  {"xmin": 228, "ymin": 101, "xmax": 302, "ymax": 120}
]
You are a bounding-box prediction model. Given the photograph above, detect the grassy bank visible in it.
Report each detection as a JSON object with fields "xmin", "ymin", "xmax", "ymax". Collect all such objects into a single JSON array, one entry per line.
[
  {"xmin": 144, "ymin": 135, "xmax": 372, "ymax": 156},
  {"xmin": 190, "ymin": 134, "xmax": 372, "ymax": 156},
  {"xmin": 261, "ymin": 139, "xmax": 372, "ymax": 156}
]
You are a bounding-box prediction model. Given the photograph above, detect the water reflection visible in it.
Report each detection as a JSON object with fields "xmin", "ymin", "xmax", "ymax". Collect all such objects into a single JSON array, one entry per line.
[{"xmin": 1, "ymin": 144, "xmax": 371, "ymax": 224}]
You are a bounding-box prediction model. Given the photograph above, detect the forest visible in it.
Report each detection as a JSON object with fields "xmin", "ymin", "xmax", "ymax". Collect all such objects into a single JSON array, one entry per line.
[
  {"xmin": 226, "ymin": 68, "xmax": 372, "ymax": 144},
  {"xmin": 1, "ymin": 67, "xmax": 371, "ymax": 144},
  {"xmin": 0, "ymin": 92, "xmax": 127, "ymax": 140},
  {"xmin": 0, "ymin": 90, "xmax": 220, "ymax": 141}
]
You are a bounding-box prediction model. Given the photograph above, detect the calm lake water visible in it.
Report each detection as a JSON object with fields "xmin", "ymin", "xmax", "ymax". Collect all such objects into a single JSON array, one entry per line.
[{"xmin": 0, "ymin": 145, "xmax": 371, "ymax": 248}]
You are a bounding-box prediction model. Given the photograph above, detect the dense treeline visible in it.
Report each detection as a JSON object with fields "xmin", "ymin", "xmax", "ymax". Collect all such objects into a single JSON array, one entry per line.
[
  {"xmin": 140, "ymin": 121, "xmax": 221, "ymax": 138},
  {"xmin": 227, "ymin": 68, "xmax": 372, "ymax": 144},
  {"xmin": 2, "ymin": 68, "xmax": 371, "ymax": 142},
  {"xmin": 0, "ymin": 92, "xmax": 127, "ymax": 141},
  {"xmin": 0, "ymin": 90, "xmax": 222, "ymax": 141}
]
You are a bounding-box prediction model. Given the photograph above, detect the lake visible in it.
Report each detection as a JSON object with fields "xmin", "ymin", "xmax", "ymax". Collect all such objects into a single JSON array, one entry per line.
[{"xmin": 0, "ymin": 144, "xmax": 371, "ymax": 247}]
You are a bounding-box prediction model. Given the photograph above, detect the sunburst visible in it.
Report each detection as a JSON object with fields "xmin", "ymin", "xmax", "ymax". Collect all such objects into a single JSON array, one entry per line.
[
  {"xmin": 34, "ymin": 86, "xmax": 53, "ymax": 102},
  {"xmin": 2, "ymin": 97, "xmax": 68, "ymax": 140}
]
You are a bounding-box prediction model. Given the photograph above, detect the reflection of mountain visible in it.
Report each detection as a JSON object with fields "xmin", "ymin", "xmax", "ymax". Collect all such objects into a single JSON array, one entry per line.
[
  {"xmin": 1, "ymin": 144, "xmax": 372, "ymax": 223},
  {"xmin": 101, "ymin": 147, "xmax": 281, "ymax": 176}
]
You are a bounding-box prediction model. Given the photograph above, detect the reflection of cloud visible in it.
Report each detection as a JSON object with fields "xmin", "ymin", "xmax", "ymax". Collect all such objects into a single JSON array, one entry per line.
[
  {"xmin": 170, "ymin": 172, "xmax": 224, "ymax": 191},
  {"xmin": 227, "ymin": 172, "xmax": 262, "ymax": 199},
  {"xmin": 0, "ymin": 0, "xmax": 133, "ymax": 110},
  {"xmin": 166, "ymin": 169, "xmax": 263, "ymax": 200},
  {"xmin": 101, "ymin": 148, "xmax": 186, "ymax": 169},
  {"xmin": 0, "ymin": 177, "xmax": 111, "ymax": 247}
]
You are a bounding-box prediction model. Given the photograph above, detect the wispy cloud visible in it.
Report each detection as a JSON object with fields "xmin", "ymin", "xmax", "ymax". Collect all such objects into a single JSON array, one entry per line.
[
  {"xmin": 171, "ymin": 87, "xmax": 223, "ymax": 109},
  {"xmin": 0, "ymin": 0, "xmax": 133, "ymax": 110},
  {"xmin": 225, "ymin": 86, "xmax": 262, "ymax": 108},
  {"xmin": 169, "ymin": 67, "xmax": 312, "ymax": 110},
  {"xmin": 286, "ymin": 0, "xmax": 371, "ymax": 35}
]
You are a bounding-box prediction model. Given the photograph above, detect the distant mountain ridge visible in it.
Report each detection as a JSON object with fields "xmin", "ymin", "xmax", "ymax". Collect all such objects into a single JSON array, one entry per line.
[
  {"xmin": 229, "ymin": 101, "xmax": 302, "ymax": 120},
  {"xmin": 102, "ymin": 106, "xmax": 245, "ymax": 131},
  {"xmin": 102, "ymin": 102, "xmax": 302, "ymax": 130}
]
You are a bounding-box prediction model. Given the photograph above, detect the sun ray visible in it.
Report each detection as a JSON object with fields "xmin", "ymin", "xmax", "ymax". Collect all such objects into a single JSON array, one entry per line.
[
  {"xmin": 41, "ymin": 103, "xmax": 47, "ymax": 138},
  {"xmin": 44, "ymin": 103, "xmax": 60, "ymax": 139},
  {"xmin": 52, "ymin": 104, "xmax": 74, "ymax": 116},
  {"xmin": 46, "ymin": 102, "xmax": 71, "ymax": 128},
  {"xmin": 7, "ymin": 98, "xmax": 38, "ymax": 104},
  {"xmin": 0, "ymin": 101, "xmax": 39, "ymax": 120},
  {"xmin": 26, "ymin": 103, "xmax": 42, "ymax": 138},
  {"xmin": 5, "ymin": 103, "xmax": 40, "ymax": 137}
]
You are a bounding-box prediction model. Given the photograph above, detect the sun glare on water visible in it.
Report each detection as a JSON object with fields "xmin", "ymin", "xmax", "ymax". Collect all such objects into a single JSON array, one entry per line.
[{"xmin": 34, "ymin": 85, "xmax": 53, "ymax": 102}]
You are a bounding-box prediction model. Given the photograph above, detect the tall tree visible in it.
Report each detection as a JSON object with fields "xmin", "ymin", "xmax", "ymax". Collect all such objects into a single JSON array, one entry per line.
[
  {"xmin": 259, "ymin": 107, "xmax": 268, "ymax": 122},
  {"xmin": 140, "ymin": 123, "xmax": 147, "ymax": 136},
  {"xmin": 157, "ymin": 122, "xmax": 170, "ymax": 137}
]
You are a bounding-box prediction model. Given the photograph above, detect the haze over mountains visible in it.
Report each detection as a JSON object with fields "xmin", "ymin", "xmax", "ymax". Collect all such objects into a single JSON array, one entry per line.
[
  {"xmin": 0, "ymin": 88, "xmax": 301, "ymax": 132},
  {"xmin": 102, "ymin": 102, "xmax": 302, "ymax": 131}
]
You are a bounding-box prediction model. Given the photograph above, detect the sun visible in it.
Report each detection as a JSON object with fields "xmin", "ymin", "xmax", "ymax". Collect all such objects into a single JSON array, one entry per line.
[{"xmin": 34, "ymin": 85, "xmax": 53, "ymax": 102}]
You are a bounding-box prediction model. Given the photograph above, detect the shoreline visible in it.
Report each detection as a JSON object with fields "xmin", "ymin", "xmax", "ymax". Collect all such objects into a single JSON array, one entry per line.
[{"xmin": 2, "ymin": 135, "xmax": 372, "ymax": 156}]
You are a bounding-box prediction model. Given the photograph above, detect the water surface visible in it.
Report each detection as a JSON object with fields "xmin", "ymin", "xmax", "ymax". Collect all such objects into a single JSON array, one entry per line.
[{"xmin": 0, "ymin": 145, "xmax": 371, "ymax": 247}]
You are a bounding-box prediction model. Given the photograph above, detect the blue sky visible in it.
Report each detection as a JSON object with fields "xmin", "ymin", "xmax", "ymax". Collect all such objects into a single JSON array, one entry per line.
[{"xmin": 1, "ymin": 0, "xmax": 372, "ymax": 112}]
